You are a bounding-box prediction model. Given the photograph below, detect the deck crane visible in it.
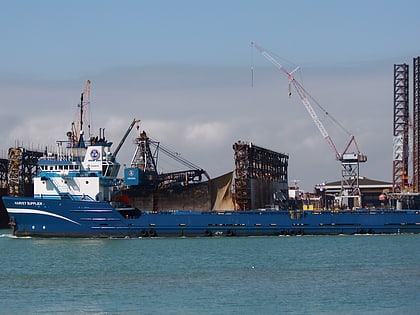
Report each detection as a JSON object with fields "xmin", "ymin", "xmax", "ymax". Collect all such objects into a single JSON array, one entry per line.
[
  {"xmin": 251, "ymin": 41, "xmax": 367, "ymax": 208},
  {"xmin": 112, "ymin": 118, "xmax": 141, "ymax": 159}
]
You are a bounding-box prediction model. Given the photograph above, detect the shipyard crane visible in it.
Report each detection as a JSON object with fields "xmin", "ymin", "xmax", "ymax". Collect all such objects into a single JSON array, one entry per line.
[{"xmin": 251, "ymin": 41, "xmax": 367, "ymax": 208}]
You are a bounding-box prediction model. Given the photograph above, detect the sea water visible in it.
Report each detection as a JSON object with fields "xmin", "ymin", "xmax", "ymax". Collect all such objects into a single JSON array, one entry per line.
[{"xmin": 0, "ymin": 231, "xmax": 419, "ymax": 315}]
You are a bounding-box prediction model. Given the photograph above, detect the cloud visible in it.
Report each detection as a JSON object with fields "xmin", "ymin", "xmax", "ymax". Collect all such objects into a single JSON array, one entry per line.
[
  {"xmin": 184, "ymin": 121, "xmax": 231, "ymax": 145},
  {"xmin": 0, "ymin": 64, "xmax": 396, "ymax": 191}
]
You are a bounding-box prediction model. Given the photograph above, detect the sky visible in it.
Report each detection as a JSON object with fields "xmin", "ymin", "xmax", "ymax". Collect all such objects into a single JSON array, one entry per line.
[{"xmin": 1, "ymin": 0, "xmax": 420, "ymax": 191}]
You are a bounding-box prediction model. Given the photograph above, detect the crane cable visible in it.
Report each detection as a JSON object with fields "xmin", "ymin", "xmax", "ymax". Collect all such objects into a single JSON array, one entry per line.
[
  {"xmin": 252, "ymin": 42, "xmax": 353, "ymax": 139},
  {"xmin": 296, "ymin": 79, "xmax": 353, "ymax": 138}
]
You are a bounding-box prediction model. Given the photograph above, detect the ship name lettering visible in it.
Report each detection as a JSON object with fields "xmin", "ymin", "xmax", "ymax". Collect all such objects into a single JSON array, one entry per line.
[
  {"xmin": 14, "ymin": 201, "xmax": 43, "ymax": 206},
  {"xmin": 27, "ymin": 201, "xmax": 43, "ymax": 206}
]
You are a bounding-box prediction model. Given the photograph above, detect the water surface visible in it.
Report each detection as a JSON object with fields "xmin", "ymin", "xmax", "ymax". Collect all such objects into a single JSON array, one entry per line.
[{"xmin": 1, "ymin": 231, "xmax": 419, "ymax": 314}]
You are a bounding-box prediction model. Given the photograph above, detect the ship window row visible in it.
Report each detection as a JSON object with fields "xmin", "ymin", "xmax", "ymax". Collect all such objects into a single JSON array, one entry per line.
[{"xmin": 40, "ymin": 165, "xmax": 80, "ymax": 171}]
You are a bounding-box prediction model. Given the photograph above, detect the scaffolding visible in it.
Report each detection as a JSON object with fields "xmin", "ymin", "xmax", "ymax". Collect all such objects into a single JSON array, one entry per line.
[
  {"xmin": 413, "ymin": 57, "xmax": 420, "ymax": 192},
  {"xmin": 233, "ymin": 141, "xmax": 289, "ymax": 210},
  {"xmin": 393, "ymin": 64, "xmax": 410, "ymax": 192}
]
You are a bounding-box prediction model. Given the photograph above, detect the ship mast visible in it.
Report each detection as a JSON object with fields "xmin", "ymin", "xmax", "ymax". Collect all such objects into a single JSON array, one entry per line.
[{"xmin": 70, "ymin": 80, "xmax": 91, "ymax": 148}]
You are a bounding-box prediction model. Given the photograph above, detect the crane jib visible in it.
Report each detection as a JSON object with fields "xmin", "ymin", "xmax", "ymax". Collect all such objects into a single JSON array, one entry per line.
[{"xmin": 251, "ymin": 41, "xmax": 364, "ymax": 161}]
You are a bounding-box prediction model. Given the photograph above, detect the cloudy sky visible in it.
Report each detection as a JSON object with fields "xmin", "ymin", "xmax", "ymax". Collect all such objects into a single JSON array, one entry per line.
[{"xmin": 1, "ymin": 0, "xmax": 420, "ymax": 191}]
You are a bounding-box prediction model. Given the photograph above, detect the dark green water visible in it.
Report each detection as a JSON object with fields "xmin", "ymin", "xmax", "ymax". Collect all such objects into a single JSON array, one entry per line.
[{"xmin": 1, "ymin": 231, "xmax": 419, "ymax": 314}]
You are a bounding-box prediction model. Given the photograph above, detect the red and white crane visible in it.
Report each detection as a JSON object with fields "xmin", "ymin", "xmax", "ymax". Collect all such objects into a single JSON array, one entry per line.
[{"xmin": 251, "ymin": 41, "xmax": 367, "ymax": 207}]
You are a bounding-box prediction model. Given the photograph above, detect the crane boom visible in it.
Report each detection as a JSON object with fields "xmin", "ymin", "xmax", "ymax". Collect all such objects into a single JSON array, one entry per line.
[
  {"xmin": 112, "ymin": 118, "xmax": 140, "ymax": 159},
  {"xmin": 251, "ymin": 41, "xmax": 368, "ymax": 208},
  {"xmin": 251, "ymin": 41, "xmax": 341, "ymax": 159}
]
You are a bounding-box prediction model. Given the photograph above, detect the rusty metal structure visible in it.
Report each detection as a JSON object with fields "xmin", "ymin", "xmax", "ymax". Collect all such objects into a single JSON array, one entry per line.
[
  {"xmin": 7, "ymin": 147, "xmax": 43, "ymax": 196},
  {"xmin": 0, "ymin": 158, "xmax": 7, "ymax": 189},
  {"xmin": 413, "ymin": 57, "xmax": 420, "ymax": 192},
  {"xmin": 393, "ymin": 64, "xmax": 410, "ymax": 192},
  {"xmin": 0, "ymin": 148, "xmax": 43, "ymax": 227},
  {"xmin": 232, "ymin": 141, "xmax": 289, "ymax": 210}
]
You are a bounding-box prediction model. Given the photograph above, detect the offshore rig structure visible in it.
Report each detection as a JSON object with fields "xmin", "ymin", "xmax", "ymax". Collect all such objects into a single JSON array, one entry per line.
[{"xmin": 393, "ymin": 57, "xmax": 420, "ymax": 193}]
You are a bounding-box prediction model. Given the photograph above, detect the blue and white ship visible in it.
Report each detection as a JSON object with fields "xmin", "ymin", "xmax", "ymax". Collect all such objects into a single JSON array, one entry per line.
[{"xmin": 2, "ymin": 82, "xmax": 420, "ymax": 237}]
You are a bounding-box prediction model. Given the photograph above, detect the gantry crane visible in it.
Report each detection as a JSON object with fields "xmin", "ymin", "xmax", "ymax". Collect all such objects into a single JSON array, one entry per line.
[
  {"xmin": 128, "ymin": 129, "xmax": 210, "ymax": 189},
  {"xmin": 251, "ymin": 41, "xmax": 367, "ymax": 208}
]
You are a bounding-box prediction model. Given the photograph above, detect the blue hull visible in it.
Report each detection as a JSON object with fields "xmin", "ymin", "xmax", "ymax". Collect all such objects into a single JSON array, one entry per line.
[{"xmin": 3, "ymin": 196, "xmax": 420, "ymax": 237}]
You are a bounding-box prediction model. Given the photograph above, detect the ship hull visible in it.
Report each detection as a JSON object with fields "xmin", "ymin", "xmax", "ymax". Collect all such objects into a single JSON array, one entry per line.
[{"xmin": 3, "ymin": 196, "xmax": 420, "ymax": 237}]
